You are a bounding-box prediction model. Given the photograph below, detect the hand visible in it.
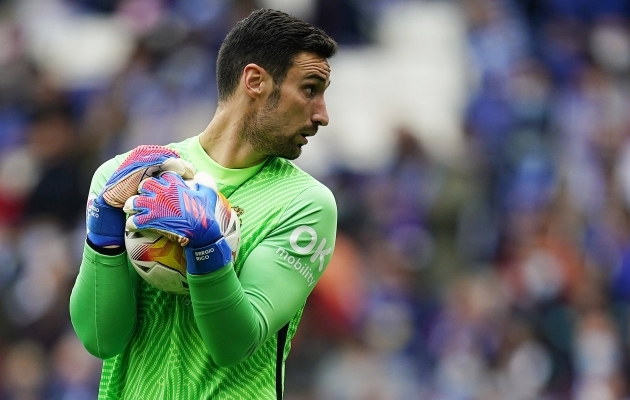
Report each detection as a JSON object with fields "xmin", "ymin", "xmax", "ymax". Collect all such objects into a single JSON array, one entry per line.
[
  {"xmin": 124, "ymin": 172, "xmax": 233, "ymax": 274},
  {"xmin": 87, "ymin": 145, "xmax": 196, "ymax": 247}
]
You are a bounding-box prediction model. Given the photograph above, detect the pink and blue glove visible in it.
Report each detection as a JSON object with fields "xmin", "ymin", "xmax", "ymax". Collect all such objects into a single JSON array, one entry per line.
[
  {"xmin": 87, "ymin": 145, "xmax": 195, "ymax": 247},
  {"xmin": 123, "ymin": 171, "xmax": 233, "ymax": 274}
]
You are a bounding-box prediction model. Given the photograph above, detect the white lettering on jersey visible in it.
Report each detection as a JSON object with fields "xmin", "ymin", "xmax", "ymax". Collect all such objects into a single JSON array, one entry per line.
[
  {"xmin": 289, "ymin": 225, "xmax": 332, "ymax": 271},
  {"xmin": 276, "ymin": 225, "xmax": 333, "ymax": 286},
  {"xmin": 289, "ymin": 226, "xmax": 317, "ymax": 254},
  {"xmin": 276, "ymin": 247, "xmax": 316, "ymax": 287}
]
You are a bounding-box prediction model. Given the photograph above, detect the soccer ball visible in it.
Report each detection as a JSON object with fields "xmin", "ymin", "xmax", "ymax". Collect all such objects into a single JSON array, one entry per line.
[{"xmin": 124, "ymin": 183, "xmax": 241, "ymax": 295}]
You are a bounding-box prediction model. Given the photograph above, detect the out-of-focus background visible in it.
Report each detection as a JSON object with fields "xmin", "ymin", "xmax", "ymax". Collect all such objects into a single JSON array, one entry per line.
[{"xmin": 1, "ymin": 0, "xmax": 630, "ymax": 399}]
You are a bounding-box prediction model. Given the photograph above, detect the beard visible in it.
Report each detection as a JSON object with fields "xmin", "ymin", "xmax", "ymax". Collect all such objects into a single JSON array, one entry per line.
[{"xmin": 240, "ymin": 86, "xmax": 303, "ymax": 160}]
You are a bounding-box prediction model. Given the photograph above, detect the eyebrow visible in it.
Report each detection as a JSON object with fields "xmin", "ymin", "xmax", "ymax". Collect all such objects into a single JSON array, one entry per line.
[{"xmin": 304, "ymin": 73, "xmax": 329, "ymax": 84}]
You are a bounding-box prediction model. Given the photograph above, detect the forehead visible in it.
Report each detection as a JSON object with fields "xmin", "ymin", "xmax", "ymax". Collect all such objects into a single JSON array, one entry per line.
[{"xmin": 287, "ymin": 52, "xmax": 331, "ymax": 82}]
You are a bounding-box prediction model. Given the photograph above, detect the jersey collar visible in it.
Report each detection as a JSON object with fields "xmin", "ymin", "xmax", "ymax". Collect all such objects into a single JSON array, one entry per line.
[{"xmin": 187, "ymin": 135, "xmax": 266, "ymax": 188}]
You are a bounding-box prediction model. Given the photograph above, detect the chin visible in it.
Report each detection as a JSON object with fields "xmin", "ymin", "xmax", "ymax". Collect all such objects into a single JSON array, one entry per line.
[
  {"xmin": 277, "ymin": 147, "xmax": 302, "ymax": 160},
  {"xmin": 283, "ymin": 152, "xmax": 301, "ymax": 161}
]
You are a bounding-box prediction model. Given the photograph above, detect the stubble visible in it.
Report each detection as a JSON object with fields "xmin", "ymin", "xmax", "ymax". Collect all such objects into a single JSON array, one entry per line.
[{"xmin": 240, "ymin": 85, "xmax": 302, "ymax": 160}]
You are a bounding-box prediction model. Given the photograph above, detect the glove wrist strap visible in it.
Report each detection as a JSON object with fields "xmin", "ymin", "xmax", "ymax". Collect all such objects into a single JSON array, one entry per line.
[
  {"xmin": 185, "ymin": 237, "xmax": 232, "ymax": 275},
  {"xmin": 87, "ymin": 198, "xmax": 126, "ymax": 247}
]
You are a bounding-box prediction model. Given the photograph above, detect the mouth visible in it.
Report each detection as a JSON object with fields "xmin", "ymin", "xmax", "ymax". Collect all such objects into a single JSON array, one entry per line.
[
  {"xmin": 300, "ymin": 131, "xmax": 316, "ymax": 145},
  {"xmin": 298, "ymin": 125, "xmax": 318, "ymax": 145}
]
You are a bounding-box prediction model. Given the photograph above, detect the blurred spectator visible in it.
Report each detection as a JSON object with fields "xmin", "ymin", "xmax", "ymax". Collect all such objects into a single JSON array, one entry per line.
[
  {"xmin": 22, "ymin": 103, "xmax": 91, "ymax": 229},
  {"xmin": 0, "ymin": 340, "xmax": 48, "ymax": 400}
]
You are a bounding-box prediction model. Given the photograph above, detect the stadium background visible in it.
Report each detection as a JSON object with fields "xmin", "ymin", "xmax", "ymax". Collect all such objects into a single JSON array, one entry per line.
[{"xmin": 1, "ymin": 0, "xmax": 630, "ymax": 399}]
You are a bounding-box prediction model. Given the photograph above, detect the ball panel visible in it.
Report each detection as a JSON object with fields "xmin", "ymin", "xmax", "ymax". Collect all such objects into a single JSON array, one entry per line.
[
  {"xmin": 125, "ymin": 230, "xmax": 190, "ymax": 295},
  {"xmin": 134, "ymin": 235, "xmax": 186, "ymax": 275},
  {"xmin": 139, "ymin": 261, "xmax": 189, "ymax": 295}
]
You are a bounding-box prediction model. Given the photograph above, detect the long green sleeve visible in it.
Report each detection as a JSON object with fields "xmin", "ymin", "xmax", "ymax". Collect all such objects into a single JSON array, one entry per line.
[{"xmin": 70, "ymin": 244, "xmax": 137, "ymax": 359}]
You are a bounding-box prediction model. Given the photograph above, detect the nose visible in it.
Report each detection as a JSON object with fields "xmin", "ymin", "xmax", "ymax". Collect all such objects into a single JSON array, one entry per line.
[{"xmin": 312, "ymin": 97, "xmax": 329, "ymax": 127}]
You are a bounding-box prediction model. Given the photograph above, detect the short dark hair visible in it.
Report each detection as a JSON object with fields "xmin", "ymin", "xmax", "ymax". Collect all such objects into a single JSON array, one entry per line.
[{"xmin": 216, "ymin": 9, "xmax": 338, "ymax": 102}]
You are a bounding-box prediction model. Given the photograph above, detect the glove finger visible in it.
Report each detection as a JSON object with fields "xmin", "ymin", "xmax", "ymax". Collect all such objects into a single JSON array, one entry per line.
[
  {"xmin": 123, "ymin": 195, "xmax": 140, "ymax": 215},
  {"xmin": 151, "ymin": 228, "xmax": 189, "ymax": 246},
  {"xmin": 160, "ymin": 158, "xmax": 196, "ymax": 180},
  {"xmin": 193, "ymin": 172, "xmax": 231, "ymax": 218},
  {"xmin": 193, "ymin": 172, "xmax": 224, "ymax": 205},
  {"xmin": 101, "ymin": 146, "xmax": 179, "ymax": 206},
  {"xmin": 138, "ymin": 171, "xmax": 187, "ymax": 196},
  {"xmin": 137, "ymin": 159, "xmax": 195, "ymax": 189},
  {"xmin": 193, "ymin": 172, "xmax": 219, "ymax": 192},
  {"xmin": 101, "ymin": 147, "xmax": 194, "ymax": 207},
  {"xmin": 125, "ymin": 216, "xmax": 190, "ymax": 247},
  {"xmin": 104, "ymin": 163, "xmax": 187, "ymax": 207},
  {"xmin": 138, "ymin": 175, "xmax": 168, "ymax": 196},
  {"xmin": 123, "ymin": 194, "xmax": 161, "ymax": 220},
  {"xmin": 101, "ymin": 170, "xmax": 148, "ymax": 207},
  {"xmin": 125, "ymin": 213, "xmax": 140, "ymax": 232},
  {"xmin": 124, "ymin": 209, "xmax": 156, "ymax": 232}
]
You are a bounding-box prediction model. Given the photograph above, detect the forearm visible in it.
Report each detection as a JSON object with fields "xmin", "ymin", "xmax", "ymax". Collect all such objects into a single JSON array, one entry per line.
[
  {"xmin": 188, "ymin": 265, "xmax": 265, "ymax": 367},
  {"xmin": 70, "ymin": 243, "xmax": 137, "ymax": 359}
]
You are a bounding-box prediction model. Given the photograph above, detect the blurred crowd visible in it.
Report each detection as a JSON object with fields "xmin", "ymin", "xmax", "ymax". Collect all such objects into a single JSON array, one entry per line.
[{"xmin": 1, "ymin": 0, "xmax": 630, "ymax": 399}]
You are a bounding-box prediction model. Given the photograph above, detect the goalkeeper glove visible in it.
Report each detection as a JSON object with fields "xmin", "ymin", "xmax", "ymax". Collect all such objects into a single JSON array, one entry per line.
[
  {"xmin": 87, "ymin": 145, "xmax": 195, "ymax": 247},
  {"xmin": 123, "ymin": 171, "xmax": 233, "ymax": 274}
]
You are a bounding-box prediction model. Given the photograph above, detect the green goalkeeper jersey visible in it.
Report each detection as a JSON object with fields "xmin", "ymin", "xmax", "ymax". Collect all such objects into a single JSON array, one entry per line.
[{"xmin": 70, "ymin": 136, "xmax": 337, "ymax": 399}]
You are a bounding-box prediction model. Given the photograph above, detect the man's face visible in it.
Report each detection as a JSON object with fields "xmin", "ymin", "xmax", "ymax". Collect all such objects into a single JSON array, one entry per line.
[{"xmin": 242, "ymin": 52, "xmax": 331, "ymax": 160}]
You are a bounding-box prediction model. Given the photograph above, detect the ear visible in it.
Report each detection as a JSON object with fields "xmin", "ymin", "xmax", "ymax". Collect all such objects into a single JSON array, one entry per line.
[{"xmin": 242, "ymin": 64, "xmax": 271, "ymax": 99}]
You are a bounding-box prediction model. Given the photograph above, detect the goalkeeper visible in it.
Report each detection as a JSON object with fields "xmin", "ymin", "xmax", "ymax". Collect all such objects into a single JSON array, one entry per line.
[{"xmin": 70, "ymin": 8, "xmax": 338, "ymax": 400}]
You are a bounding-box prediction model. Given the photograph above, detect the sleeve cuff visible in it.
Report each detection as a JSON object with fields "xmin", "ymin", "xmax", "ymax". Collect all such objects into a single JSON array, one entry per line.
[{"xmin": 84, "ymin": 240, "xmax": 128, "ymax": 267}]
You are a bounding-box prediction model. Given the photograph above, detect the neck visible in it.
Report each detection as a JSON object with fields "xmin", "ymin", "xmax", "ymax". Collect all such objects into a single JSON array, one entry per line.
[{"xmin": 199, "ymin": 102, "xmax": 267, "ymax": 169}]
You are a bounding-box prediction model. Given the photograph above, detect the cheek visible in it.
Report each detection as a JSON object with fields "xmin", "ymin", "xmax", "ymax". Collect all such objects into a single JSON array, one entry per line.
[
  {"xmin": 267, "ymin": 90, "xmax": 311, "ymax": 128},
  {"xmin": 285, "ymin": 98, "xmax": 311, "ymax": 121},
  {"xmin": 273, "ymin": 104, "xmax": 305, "ymax": 128}
]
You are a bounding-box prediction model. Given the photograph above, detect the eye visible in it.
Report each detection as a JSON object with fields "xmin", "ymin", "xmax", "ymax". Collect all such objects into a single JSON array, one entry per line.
[{"xmin": 304, "ymin": 86, "xmax": 315, "ymax": 97}]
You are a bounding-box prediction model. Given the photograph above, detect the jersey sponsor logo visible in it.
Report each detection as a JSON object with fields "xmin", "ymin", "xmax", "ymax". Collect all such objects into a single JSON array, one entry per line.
[
  {"xmin": 289, "ymin": 226, "xmax": 332, "ymax": 271},
  {"xmin": 276, "ymin": 246, "xmax": 316, "ymax": 287},
  {"xmin": 275, "ymin": 225, "xmax": 333, "ymax": 287}
]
